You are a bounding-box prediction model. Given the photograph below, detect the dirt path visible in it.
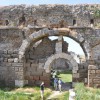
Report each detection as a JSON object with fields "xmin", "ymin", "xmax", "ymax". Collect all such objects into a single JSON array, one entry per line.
[
  {"xmin": 47, "ymin": 83, "xmax": 73, "ymax": 100},
  {"xmin": 47, "ymin": 91, "xmax": 63, "ymax": 100}
]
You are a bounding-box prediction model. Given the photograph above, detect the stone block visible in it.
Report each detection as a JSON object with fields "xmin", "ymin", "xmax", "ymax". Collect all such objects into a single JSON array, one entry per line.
[
  {"xmin": 84, "ymin": 78, "xmax": 88, "ymax": 83},
  {"xmin": 18, "ymin": 58, "xmax": 23, "ymax": 63},
  {"xmin": 93, "ymin": 79, "xmax": 100, "ymax": 84},
  {"xmin": 24, "ymin": 76, "xmax": 30, "ymax": 80},
  {"xmin": 31, "ymin": 64, "xmax": 38, "ymax": 69},
  {"xmin": 40, "ymin": 76, "xmax": 50, "ymax": 81},
  {"xmin": 88, "ymin": 83, "xmax": 94, "ymax": 87},
  {"xmin": 15, "ymin": 67, "xmax": 19, "ymax": 71},
  {"xmin": 29, "ymin": 76, "xmax": 33, "ymax": 80},
  {"xmin": 88, "ymin": 70, "xmax": 95, "ymax": 73},
  {"xmin": 3, "ymin": 50, "xmax": 8, "ymax": 54},
  {"xmin": 19, "ymin": 67, "xmax": 23, "ymax": 71},
  {"xmin": 96, "ymin": 70, "xmax": 100, "ymax": 74},
  {"xmin": 39, "ymin": 59, "xmax": 46, "ymax": 63},
  {"xmin": 6, "ymin": 63, "xmax": 12, "ymax": 67},
  {"xmin": 89, "ymin": 79, "xmax": 92, "ymax": 83},
  {"xmin": 15, "ymin": 71, "xmax": 23, "ymax": 76},
  {"xmin": 38, "ymin": 63, "xmax": 44, "ymax": 69},
  {"xmin": 73, "ymin": 66, "xmax": 78, "ymax": 70},
  {"xmin": 30, "ymin": 70, "xmax": 37, "ymax": 75},
  {"xmin": 14, "ymin": 58, "xmax": 18, "ymax": 62},
  {"xmin": 45, "ymin": 68, "xmax": 50, "ymax": 73},
  {"xmin": 13, "ymin": 50, "xmax": 18, "ymax": 54},
  {"xmin": 12, "ymin": 63, "xmax": 23, "ymax": 67},
  {"xmin": 43, "ymin": 73, "xmax": 50, "ymax": 77},
  {"xmin": 72, "ymin": 70, "xmax": 77, "ymax": 73},
  {"xmin": 9, "ymin": 67, "xmax": 15, "ymax": 71},
  {"xmin": 73, "ymin": 78, "xmax": 84, "ymax": 82},
  {"xmin": 43, "ymin": 80, "xmax": 50, "ymax": 86},
  {"xmin": 95, "ymin": 74, "xmax": 100, "ymax": 77},
  {"xmin": 4, "ymin": 58, "xmax": 8, "ymax": 62},
  {"xmin": 8, "ymin": 50, "xmax": 13, "ymax": 54},
  {"xmin": 88, "ymin": 65, "xmax": 97, "ymax": 69},
  {"xmin": 28, "ymin": 80, "xmax": 35, "ymax": 86},
  {"xmin": 6, "ymin": 55, "xmax": 11, "ymax": 58},
  {"xmin": 35, "ymin": 80, "xmax": 42, "ymax": 86},
  {"xmin": 79, "ymin": 73, "xmax": 87, "ymax": 78},
  {"xmin": 0, "ymin": 58, "xmax": 3, "ymax": 62},
  {"xmin": 11, "ymin": 54, "xmax": 18, "ymax": 58},
  {"xmin": 70, "ymin": 59, "xmax": 78, "ymax": 67},
  {"xmin": 89, "ymin": 74, "xmax": 96, "ymax": 78},
  {"xmin": 30, "ymin": 67, "xmax": 37, "ymax": 71},
  {"xmin": 25, "ymin": 72, "xmax": 30, "ymax": 76},
  {"xmin": 33, "ymin": 76, "xmax": 39, "ymax": 80},
  {"xmin": 30, "ymin": 71, "xmax": 43, "ymax": 76},
  {"xmin": 15, "ymin": 80, "xmax": 25, "ymax": 87},
  {"xmin": 73, "ymin": 73, "xmax": 79, "ymax": 78},
  {"xmin": 78, "ymin": 69, "xmax": 87, "ymax": 73},
  {"xmin": 79, "ymin": 37, "xmax": 84, "ymax": 42},
  {"xmin": 24, "ymin": 80, "xmax": 28, "ymax": 85},
  {"xmin": 25, "ymin": 63, "xmax": 31, "ymax": 67},
  {"xmin": 37, "ymin": 68, "xmax": 44, "ymax": 72},
  {"xmin": 0, "ymin": 50, "xmax": 4, "ymax": 54}
]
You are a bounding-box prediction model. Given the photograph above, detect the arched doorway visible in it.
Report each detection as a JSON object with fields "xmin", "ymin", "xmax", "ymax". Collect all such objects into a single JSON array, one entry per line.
[
  {"xmin": 19, "ymin": 28, "xmax": 88, "ymax": 60},
  {"xmin": 43, "ymin": 53, "xmax": 78, "ymax": 88},
  {"xmin": 18, "ymin": 28, "xmax": 88, "ymax": 86},
  {"xmin": 51, "ymin": 58, "xmax": 73, "ymax": 90}
]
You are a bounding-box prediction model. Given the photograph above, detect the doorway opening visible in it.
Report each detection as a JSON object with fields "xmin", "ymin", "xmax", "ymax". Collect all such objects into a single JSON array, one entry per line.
[{"xmin": 50, "ymin": 58, "xmax": 73, "ymax": 90}]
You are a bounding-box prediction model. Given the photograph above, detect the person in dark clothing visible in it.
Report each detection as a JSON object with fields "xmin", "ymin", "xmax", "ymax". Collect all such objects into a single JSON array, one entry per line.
[{"xmin": 40, "ymin": 82, "xmax": 44, "ymax": 99}]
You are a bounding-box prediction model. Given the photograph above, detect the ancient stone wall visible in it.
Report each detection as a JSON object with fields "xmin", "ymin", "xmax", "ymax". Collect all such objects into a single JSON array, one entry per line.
[
  {"xmin": 73, "ymin": 63, "xmax": 88, "ymax": 84},
  {"xmin": 0, "ymin": 49, "xmax": 24, "ymax": 86},
  {"xmin": 88, "ymin": 65, "xmax": 100, "ymax": 87},
  {"xmin": 0, "ymin": 4, "xmax": 100, "ymax": 87},
  {"xmin": 0, "ymin": 4, "xmax": 100, "ymax": 28},
  {"xmin": 0, "ymin": 27, "xmax": 22, "ymax": 50}
]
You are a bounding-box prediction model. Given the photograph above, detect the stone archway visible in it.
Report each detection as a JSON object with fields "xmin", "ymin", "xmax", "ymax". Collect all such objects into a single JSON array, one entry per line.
[
  {"xmin": 44, "ymin": 53, "xmax": 78, "ymax": 73},
  {"xmin": 17, "ymin": 27, "xmax": 90, "ymax": 87},
  {"xmin": 43, "ymin": 53, "xmax": 78, "ymax": 86},
  {"xmin": 19, "ymin": 28, "xmax": 88, "ymax": 60}
]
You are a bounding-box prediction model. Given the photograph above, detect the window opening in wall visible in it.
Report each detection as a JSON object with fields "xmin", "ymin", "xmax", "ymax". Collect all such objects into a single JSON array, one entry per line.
[
  {"xmin": 22, "ymin": 31, "xmax": 26, "ymax": 39},
  {"xmin": 19, "ymin": 14, "xmax": 26, "ymax": 25},
  {"xmin": 73, "ymin": 19, "xmax": 76, "ymax": 26},
  {"xmin": 0, "ymin": 20, "xmax": 3, "ymax": 25},
  {"xmin": 90, "ymin": 19, "xmax": 94, "ymax": 27},
  {"xmin": 5, "ymin": 20, "xmax": 9, "ymax": 25},
  {"xmin": 90, "ymin": 19, "xmax": 94, "ymax": 24},
  {"xmin": 34, "ymin": 19, "xmax": 37, "ymax": 25}
]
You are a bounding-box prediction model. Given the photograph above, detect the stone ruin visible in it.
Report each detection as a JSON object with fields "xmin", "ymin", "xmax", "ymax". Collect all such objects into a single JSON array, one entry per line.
[{"xmin": 0, "ymin": 4, "xmax": 100, "ymax": 87}]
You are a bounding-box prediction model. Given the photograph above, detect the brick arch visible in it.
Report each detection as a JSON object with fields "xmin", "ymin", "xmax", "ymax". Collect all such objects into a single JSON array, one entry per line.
[
  {"xmin": 44, "ymin": 53, "xmax": 78, "ymax": 73},
  {"xmin": 19, "ymin": 28, "xmax": 88, "ymax": 60}
]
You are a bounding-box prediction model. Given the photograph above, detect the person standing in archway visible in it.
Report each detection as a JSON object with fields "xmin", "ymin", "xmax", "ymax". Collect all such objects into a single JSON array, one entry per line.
[
  {"xmin": 54, "ymin": 78, "xmax": 58, "ymax": 90},
  {"xmin": 58, "ymin": 78, "xmax": 62, "ymax": 92}
]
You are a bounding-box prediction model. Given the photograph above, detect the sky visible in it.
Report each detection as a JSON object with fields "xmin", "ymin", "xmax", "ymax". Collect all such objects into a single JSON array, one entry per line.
[
  {"xmin": 0, "ymin": 0, "xmax": 100, "ymax": 6},
  {"xmin": 49, "ymin": 36, "xmax": 84, "ymax": 56}
]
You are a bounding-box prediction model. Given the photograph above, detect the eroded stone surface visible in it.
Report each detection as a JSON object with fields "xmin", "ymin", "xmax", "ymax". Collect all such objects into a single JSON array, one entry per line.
[{"xmin": 0, "ymin": 4, "xmax": 100, "ymax": 87}]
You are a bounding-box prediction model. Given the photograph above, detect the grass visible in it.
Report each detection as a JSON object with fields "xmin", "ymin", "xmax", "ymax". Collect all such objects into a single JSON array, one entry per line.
[
  {"xmin": 0, "ymin": 86, "xmax": 52, "ymax": 100},
  {"xmin": 75, "ymin": 83, "xmax": 100, "ymax": 100},
  {"xmin": 58, "ymin": 71, "xmax": 72, "ymax": 82},
  {"xmin": 1, "ymin": 77, "xmax": 100, "ymax": 100}
]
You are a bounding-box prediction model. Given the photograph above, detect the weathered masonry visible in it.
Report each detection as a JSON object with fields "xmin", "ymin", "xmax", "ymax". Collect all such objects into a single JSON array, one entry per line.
[{"xmin": 0, "ymin": 4, "xmax": 100, "ymax": 87}]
